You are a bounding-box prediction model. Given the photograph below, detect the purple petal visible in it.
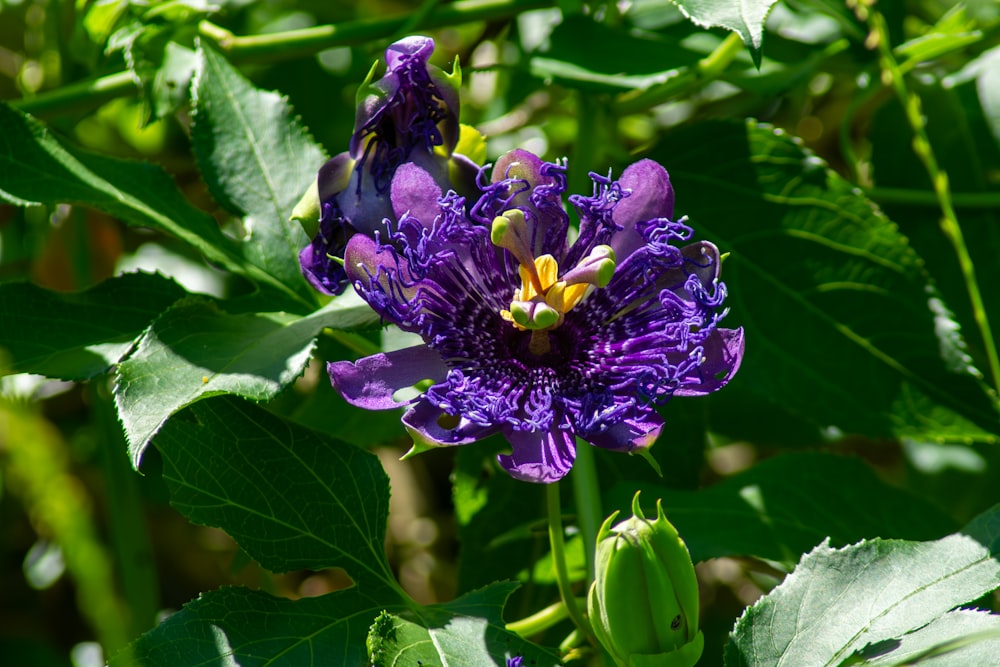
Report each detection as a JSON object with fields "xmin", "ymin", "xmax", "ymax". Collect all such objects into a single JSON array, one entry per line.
[
  {"xmin": 391, "ymin": 162, "xmax": 443, "ymax": 227},
  {"xmin": 385, "ymin": 35, "xmax": 435, "ymax": 70},
  {"xmin": 611, "ymin": 159, "xmax": 675, "ymax": 263},
  {"xmin": 490, "ymin": 149, "xmax": 568, "ymax": 259},
  {"xmin": 328, "ymin": 345, "xmax": 447, "ymax": 410},
  {"xmin": 497, "ymin": 427, "xmax": 577, "ymax": 484},
  {"xmin": 402, "ymin": 399, "xmax": 500, "ymax": 446},
  {"xmin": 578, "ymin": 406, "xmax": 663, "ymax": 452},
  {"xmin": 675, "ymin": 327, "xmax": 745, "ymax": 397}
]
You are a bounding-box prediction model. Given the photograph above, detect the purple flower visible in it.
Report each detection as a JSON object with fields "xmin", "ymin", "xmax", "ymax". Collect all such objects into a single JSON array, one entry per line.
[
  {"xmin": 507, "ymin": 658, "xmax": 523, "ymax": 667},
  {"xmin": 328, "ymin": 149, "xmax": 744, "ymax": 484},
  {"xmin": 299, "ymin": 36, "xmax": 480, "ymax": 295}
]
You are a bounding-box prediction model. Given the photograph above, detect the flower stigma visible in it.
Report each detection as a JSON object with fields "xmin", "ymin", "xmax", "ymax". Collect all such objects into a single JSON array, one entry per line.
[{"xmin": 491, "ymin": 208, "xmax": 617, "ymax": 356}]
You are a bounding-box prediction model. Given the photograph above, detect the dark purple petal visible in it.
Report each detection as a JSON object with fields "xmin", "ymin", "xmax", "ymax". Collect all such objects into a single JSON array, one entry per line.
[
  {"xmin": 402, "ymin": 399, "xmax": 500, "ymax": 446},
  {"xmin": 609, "ymin": 159, "xmax": 674, "ymax": 263},
  {"xmin": 391, "ymin": 162, "xmax": 443, "ymax": 227},
  {"xmin": 674, "ymin": 327, "xmax": 745, "ymax": 397},
  {"xmin": 497, "ymin": 426, "xmax": 577, "ymax": 484},
  {"xmin": 577, "ymin": 405, "xmax": 663, "ymax": 452},
  {"xmin": 478, "ymin": 149, "xmax": 569, "ymax": 261},
  {"xmin": 328, "ymin": 345, "xmax": 447, "ymax": 410}
]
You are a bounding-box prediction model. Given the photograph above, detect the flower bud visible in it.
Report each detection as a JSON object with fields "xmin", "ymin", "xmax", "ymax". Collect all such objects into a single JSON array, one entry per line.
[{"xmin": 588, "ymin": 492, "xmax": 704, "ymax": 667}]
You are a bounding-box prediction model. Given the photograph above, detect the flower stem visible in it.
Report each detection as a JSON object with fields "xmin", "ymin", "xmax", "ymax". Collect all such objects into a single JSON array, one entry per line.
[
  {"xmin": 506, "ymin": 599, "xmax": 570, "ymax": 637},
  {"xmin": 11, "ymin": 0, "xmax": 555, "ymax": 118},
  {"xmin": 570, "ymin": 439, "xmax": 602, "ymax": 583},
  {"xmin": 613, "ymin": 31, "xmax": 745, "ymax": 116},
  {"xmin": 546, "ymin": 481, "xmax": 591, "ymax": 641},
  {"xmin": 866, "ymin": 7, "xmax": 1000, "ymax": 398}
]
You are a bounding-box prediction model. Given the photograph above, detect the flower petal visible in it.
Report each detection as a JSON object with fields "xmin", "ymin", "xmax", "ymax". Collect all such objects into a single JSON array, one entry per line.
[
  {"xmin": 402, "ymin": 399, "xmax": 499, "ymax": 446},
  {"xmin": 328, "ymin": 345, "xmax": 447, "ymax": 410},
  {"xmin": 391, "ymin": 161, "xmax": 443, "ymax": 227},
  {"xmin": 674, "ymin": 327, "xmax": 745, "ymax": 397},
  {"xmin": 611, "ymin": 159, "xmax": 675, "ymax": 263},
  {"xmin": 497, "ymin": 427, "xmax": 577, "ymax": 484},
  {"xmin": 578, "ymin": 405, "xmax": 663, "ymax": 452}
]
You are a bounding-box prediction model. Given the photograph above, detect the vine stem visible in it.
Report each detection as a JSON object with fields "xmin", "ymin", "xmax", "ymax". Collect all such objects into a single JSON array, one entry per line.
[
  {"xmin": 11, "ymin": 0, "xmax": 555, "ymax": 117},
  {"xmin": 570, "ymin": 439, "xmax": 602, "ymax": 583},
  {"xmin": 613, "ymin": 31, "xmax": 746, "ymax": 116},
  {"xmin": 866, "ymin": 7, "xmax": 1000, "ymax": 398},
  {"xmin": 546, "ymin": 482, "xmax": 592, "ymax": 642},
  {"xmin": 506, "ymin": 599, "xmax": 571, "ymax": 637}
]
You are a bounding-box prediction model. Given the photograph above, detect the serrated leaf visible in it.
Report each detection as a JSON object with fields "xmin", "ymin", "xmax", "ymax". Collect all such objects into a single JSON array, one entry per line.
[
  {"xmin": 113, "ymin": 585, "xmax": 406, "ymax": 667},
  {"xmin": 606, "ymin": 452, "xmax": 957, "ymax": 568},
  {"xmin": 0, "ymin": 272, "xmax": 186, "ymax": 380},
  {"xmin": 724, "ymin": 504, "xmax": 1000, "ymax": 667},
  {"xmin": 153, "ymin": 395, "xmax": 396, "ymax": 584},
  {"xmin": 669, "ymin": 0, "xmax": 780, "ymax": 67},
  {"xmin": 657, "ymin": 120, "xmax": 1000, "ymax": 444},
  {"xmin": 368, "ymin": 582, "xmax": 561, "ymax": 667},
  {"xmin": 0, "ymin": 103, "xmax": 311, "ymax": 311},
  {"xmin": 116, "ymin": 291, "xmax": 377, "ymax": 465},
  {"xmin": 191, "ymin": 44, "xmax": 327, "ymax": 303},
  {"xmin": 856, "ymin": 609, "xmax": 1000, "ymax": 666}
]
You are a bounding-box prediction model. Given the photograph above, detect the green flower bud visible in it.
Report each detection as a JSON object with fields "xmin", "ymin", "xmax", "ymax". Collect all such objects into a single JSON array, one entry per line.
[{"xmin": 588, "ymin": 492, "xmax": 704, "ymax": 667}]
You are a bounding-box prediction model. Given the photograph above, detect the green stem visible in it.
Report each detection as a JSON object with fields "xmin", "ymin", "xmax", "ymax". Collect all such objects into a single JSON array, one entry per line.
[
  {"xmin": 570, "ymin": 439, "xmax": 602, "ymax": 584},
  {"xmin": 10, "ymin": 0, "xmax": 554, "ymax": 117},
  {"xmin": 546, "ymin": 482, "xmax": 591, "ymax": 641},
  {"xmin": 613, "ymin": 31, "xmax": 745, "ymax": 116},
  {"xmin": 868, "ymin": 9, "xmax": 1000, "ymax": 398},
  {"xmin": 506, "ymin": 599, "xmax": 570, "ymax": 637}
]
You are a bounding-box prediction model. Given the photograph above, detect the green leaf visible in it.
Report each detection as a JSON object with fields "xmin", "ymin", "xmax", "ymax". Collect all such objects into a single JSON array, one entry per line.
[
  {"xmin": 656, "ymin": 119, "xmax": 1000, "ymax": 444},
  {"xmin": 607, "ymin": 452, "xmax": 958, "ymax": 568},
  {"xmin": 668, "ymin": 0, "xmax": 779, "ymax": 67},
  {"xmin": 114, "ymin": 585, "xmax": 406, "ymax": 667},
  {"xmin": 724, "ymin": 504, "xmax": 1000, "ymax": 667},
  {"xmin": 870, "ymin": 69, "xmax": 1000, "ymax": 397},
  {"xmin": 191, "ymin": 44, "xmax": 327, "ymax": 303},
  {"xmin": 367, "ymin": 582, "xmax": 561, "ymax": 667},
  {"xmin": 528, "ymin": 14, "xmax": 700, "ymax": 92},
  {"xmin": 115, "ymin": 291, "xmax": 377, "ymax": 465},
  {"xmin": 852, "ymin": 609, "xmax": 1000, "ymax": 666},
  {"xmin": 153, "ymin": 395, "xmax": 396, "ymax": 584},
  {"xmin": 0, "ymin": 103, "xmax": 309, "ymax": 311},
  {"xmin": 0, "ymin": 273, "xmax": 186, "ymax": 381}
]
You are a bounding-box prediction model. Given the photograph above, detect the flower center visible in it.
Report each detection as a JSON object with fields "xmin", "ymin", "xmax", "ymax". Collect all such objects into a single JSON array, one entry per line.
[{"xmin": 491, "ymin": 209, "xmax": 616, "ymax": 355}]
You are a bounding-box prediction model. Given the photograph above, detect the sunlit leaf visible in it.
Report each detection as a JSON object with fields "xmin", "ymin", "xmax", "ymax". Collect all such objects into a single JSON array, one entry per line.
[
  {"xmin": 0, "ymin": 103, "xmax": 310, "ymax": 311},
  {"xmin": 668, "ymin": 0, "xmax": 780, "ymax": 67},
  {"xmin": 0, "ymin": 273, "xmax": 186, "ymax": 381},
  {"xmin": 191, "ymin": 44, "xmax": 327, "ymax": 304},
  {"xmin": 368, "ymin": 582, "xmax": 561, "ymax": 667},
  {"xmin": 724, "ymin": 504, "xmax": 1000, "ymax": 666},
  {"xmin": 115, "ymin": 292, "xmax": 377, "ymax": 465}
]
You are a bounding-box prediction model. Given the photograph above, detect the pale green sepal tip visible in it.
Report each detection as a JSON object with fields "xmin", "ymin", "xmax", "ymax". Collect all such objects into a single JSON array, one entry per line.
[
  {"xmin": 400, "ymin": 435, "xmax": 440, "ymax": 460},
  {"xmin": 290, "ymin": 179, "xmax": 321, "ymax": 238},
  {"xmin": 630, "ymin": 490, "xmax": 645, "ymax": 520},
  {"xmin": 628, "ymin": 631, "xmax": 704, "ymax": 667},
  {"xmin": 632, "ymin": 447, "xmax": 663, "ymax": 477}
]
